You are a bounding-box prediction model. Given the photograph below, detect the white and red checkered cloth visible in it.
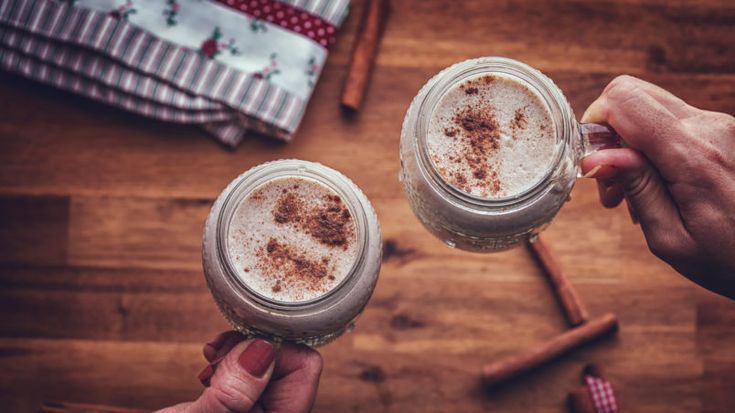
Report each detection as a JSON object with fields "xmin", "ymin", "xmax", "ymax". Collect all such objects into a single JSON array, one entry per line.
[
  {"xmin": 584, "ymin": 374, "xmax": 619, "ymax": 413},
  {"xmin": 0, "ymin": 0, "xmax": 349, "ymax": 146}
]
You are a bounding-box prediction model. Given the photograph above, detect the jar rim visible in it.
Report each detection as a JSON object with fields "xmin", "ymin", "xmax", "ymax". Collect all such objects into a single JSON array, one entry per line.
[
  {"xmin": 413, "ymin": 56, "xmax": 575, "ymax": 209},
  {"xmin": 214, "ymin": 159, "xmax": 370, "ymax": 311}
]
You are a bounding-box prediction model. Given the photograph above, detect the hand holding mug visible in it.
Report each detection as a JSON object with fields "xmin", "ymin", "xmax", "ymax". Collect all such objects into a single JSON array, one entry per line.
[
  {"xmin": 581, "ymin": 75, "xmax": 735, "ymax": 299},
  {"xmin": 156, "ymin": 331, "xmax": 323, "ymax": 413}
]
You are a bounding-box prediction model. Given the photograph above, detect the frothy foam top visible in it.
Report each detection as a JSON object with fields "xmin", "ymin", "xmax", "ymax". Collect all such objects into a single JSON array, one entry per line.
[
  {"xmin": 427, "ymin": 72, "xmax": 558, "ymax": 198},
  {"xmin": 227, "ymin": 176, "xmax": 359, "ymax": 303}
]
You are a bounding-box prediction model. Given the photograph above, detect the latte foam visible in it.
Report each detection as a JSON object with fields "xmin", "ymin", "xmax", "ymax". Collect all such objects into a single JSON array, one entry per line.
[
  {"xmin": 227, "ymin": 176, "xmax": 359, "ymax": 302},
  {"xmin": 427, "ymin": 73, "xmax": 558, "ymax": 198}
]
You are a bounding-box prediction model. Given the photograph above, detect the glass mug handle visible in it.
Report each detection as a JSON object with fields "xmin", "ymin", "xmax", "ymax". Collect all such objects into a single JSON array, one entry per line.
[{"xmin": 579, "ymin": 123, "xmax": 621, "ymax": 157}]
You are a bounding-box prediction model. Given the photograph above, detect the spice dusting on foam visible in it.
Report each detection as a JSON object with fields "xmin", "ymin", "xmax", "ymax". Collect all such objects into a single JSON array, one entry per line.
[
  {"xmin": 427, "ymin": 73, "xmax": 557, "ymax": 199},
  {"xmin": 227, "ymin": 177, "xmax": 358, "ymax": 302}
]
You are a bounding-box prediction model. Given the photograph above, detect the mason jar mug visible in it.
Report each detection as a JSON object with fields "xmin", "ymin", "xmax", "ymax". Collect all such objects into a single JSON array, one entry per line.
[
  {"xmin": 399, "ymin": 57, "xmax": 618, "ymax": 252},
  {"xmin": 202, "ymin": 160, "xmax": 382, "ymax": 346}
]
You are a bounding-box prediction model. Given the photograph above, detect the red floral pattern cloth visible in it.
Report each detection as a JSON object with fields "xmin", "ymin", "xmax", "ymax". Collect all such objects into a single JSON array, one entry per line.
[{"xmin": 0, "ymin": 0, "xmax": 350, "ymax": 145}]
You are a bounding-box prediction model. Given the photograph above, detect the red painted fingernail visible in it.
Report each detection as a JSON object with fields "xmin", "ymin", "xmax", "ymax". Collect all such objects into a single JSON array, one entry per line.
[
  {"xmin": 198, "ymin": 364, "xmax": 214, "ymax": 386},
  {"xmin": 204, "ymin": 331, "xmax": 239, "ymax": 361},
  {"xmin": 203, "ymin": 343, "xmax": 218, "ymax": 361},
  {"xmin": 210, "ymin": 355, "xmax": 225, "ymax": 366},
  {"xmin": 207, "ymin": 331, "xmax": 234, "ymax": 349},
  {"xmin": 238, "ymin": 339, "xmax": 275, "ymax": 378}
]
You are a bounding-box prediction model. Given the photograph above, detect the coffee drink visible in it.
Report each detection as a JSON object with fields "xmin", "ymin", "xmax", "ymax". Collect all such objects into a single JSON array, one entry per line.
[
  {"xmin": 227, "ymin": 176, "xmax": 359, "ymax": 303},
  {"xmin": 402, "ymin": 57, "xmax": 618, "ymax": 252},
  {"xmin": 426, "ymin": 73, "xmax": 557, "ymax": 199},
  {"xmin": 400, "ymin": 57, "xmax": 580, "ymax": 251},
  {"xmin": 202, "ymin": 160, "xmax": 382, "ymax": 345}
]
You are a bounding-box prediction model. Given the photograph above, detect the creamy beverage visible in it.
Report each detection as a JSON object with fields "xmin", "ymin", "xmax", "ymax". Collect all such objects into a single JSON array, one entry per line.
[
  {"xmin": 426, "ymin": 73, "xmax": 558, "ymax": 199},
  {"xmin": 227, "ymin": 176, "xmax": 359, "ymax": 303},
  {"xmin": 203, "ymin": 160, "xmax": 382, "ymax": 345},
  {"xmin": 402, "ymin": 58, "xmax": 618, "ymax": 251},
  {"xmin": 400, "ymin": 57, "xmax": 595, "ymax": 251}
]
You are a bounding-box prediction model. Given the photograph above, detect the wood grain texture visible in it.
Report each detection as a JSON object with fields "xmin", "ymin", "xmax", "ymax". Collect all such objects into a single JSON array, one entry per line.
[
  {"xmin": 0, "ymin": 0, "xmax": 733, "ymax": 412},
  {"xmin": 39, "ymin": 401, "xmax": 148, "ymax": 413},
  {"xmin": 527, "ymin": 236, "xmax": 590, "ymax": 326}
]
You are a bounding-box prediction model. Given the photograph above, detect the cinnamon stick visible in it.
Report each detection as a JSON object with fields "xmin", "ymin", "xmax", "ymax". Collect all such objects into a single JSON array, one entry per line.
[
  {"xmin": 481, "ymin": 313, "xmax": 618, "ymax": 387},
  {"xmin": 527, "ymin": 236, "xmax": 589, "ymax": 326},
  {"xmin": 340, "ymin": 0, "xmax": 390, "ymax": 112}
]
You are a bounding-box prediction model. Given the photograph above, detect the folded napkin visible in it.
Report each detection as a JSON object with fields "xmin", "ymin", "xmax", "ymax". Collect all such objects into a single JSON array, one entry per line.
[{"xmin": 0, "ymin": 0, "xmax": 349, "ymax": 146}]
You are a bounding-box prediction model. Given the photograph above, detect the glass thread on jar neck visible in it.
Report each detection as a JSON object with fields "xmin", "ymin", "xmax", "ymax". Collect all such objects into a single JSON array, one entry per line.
[
  {"xmin": 213, "ymin": 161, "xmax": 370, "ymax": 312},
  {"xmin": 414, "ymin": 57, "xmax": 575, "ymax": 209}
]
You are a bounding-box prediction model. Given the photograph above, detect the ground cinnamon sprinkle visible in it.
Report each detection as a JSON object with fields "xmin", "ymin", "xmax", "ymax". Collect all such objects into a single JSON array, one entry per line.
[
  {"xmin": 307, "ymin": 195, "xmax": 353, "ymax": 248},
  {"xmin": 490, "ymin": 170, "xmax": 500, "ymax": 193},
  {"xmin": 272, "ymin": 191, "xmax": 353, "ymax": 249},
  {"xmin": 511, "ymin": 108, "xmax": 527, "ymax": 135},
  {"xmin": 274, "ymin": 192, "xmax": 303, "ymax": 224},
  {"xmin": 454, "ymin": 173, "xmax": 467, "ymax": 186},
  {"xmin": 451, "ymin": 105, "xmax": 502, "ymax": 194},
  {"xmin": 259, "ymin": 238, "xmax": 332, "ymax": 294},
  {"xmin": 234, "ymin": 179, "xmax": 357, "ymax": 300},
  {"xmin": 434, "ymin": 75, "xmax": 506, "ymax": 196},
  {"xmin": 464, "ymin": 86, "xmax": 478, "ymax": 95},
  {"xmin": 481, "ymin": 75, "xmax": 496, "ymax": 84}
]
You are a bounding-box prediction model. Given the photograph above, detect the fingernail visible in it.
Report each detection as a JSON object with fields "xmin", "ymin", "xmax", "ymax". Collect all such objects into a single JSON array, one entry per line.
[
  {"xmin": 198, "ymin": 364, "xmax": 214, "ymax": 386},
  {"xmin": 207, "ymin": 331, "xmax": 235, "ymax": 349},
  {"xmin": 203, "ymin": 343, "xmax": 218, "ymax": 361},
  {"xmin": 582, "ymin": 164, "xmax": 602, "ymax": 179},
  {"xmin": 238, "ymin": 339, "xmax": 275, "ymax": 378},
  {"xmin": 210, "ymin": 355, "xmax": 225, "ymax": 366},
  {"xmin": 204, "ymin": 331, "xmax": 239, "ymax": 361}
]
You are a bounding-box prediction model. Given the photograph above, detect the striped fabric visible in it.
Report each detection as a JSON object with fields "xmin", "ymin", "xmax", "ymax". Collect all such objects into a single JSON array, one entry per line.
[
  {"xmin": 279, "ymin": 0, "xmax": 350, "ymax": 25},
  {"xmin": 0, "ymin": 0, "xmax": 349, "ymax": 146}
]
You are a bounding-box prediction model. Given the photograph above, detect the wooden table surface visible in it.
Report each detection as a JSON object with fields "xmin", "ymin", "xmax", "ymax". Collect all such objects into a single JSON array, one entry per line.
[{"xmin": 1, "ymin": 0, "xmax": 734, "ymax": 412}]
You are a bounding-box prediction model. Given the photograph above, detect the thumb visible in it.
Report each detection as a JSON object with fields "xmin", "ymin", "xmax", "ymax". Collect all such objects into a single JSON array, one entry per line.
[
  {"xmin": 581, "ymin": 148, "xmax": 685, "ymax": 241},
  {"xmin": 189, "ymin": 339, "xmax": 276, "ymax": 413}
]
